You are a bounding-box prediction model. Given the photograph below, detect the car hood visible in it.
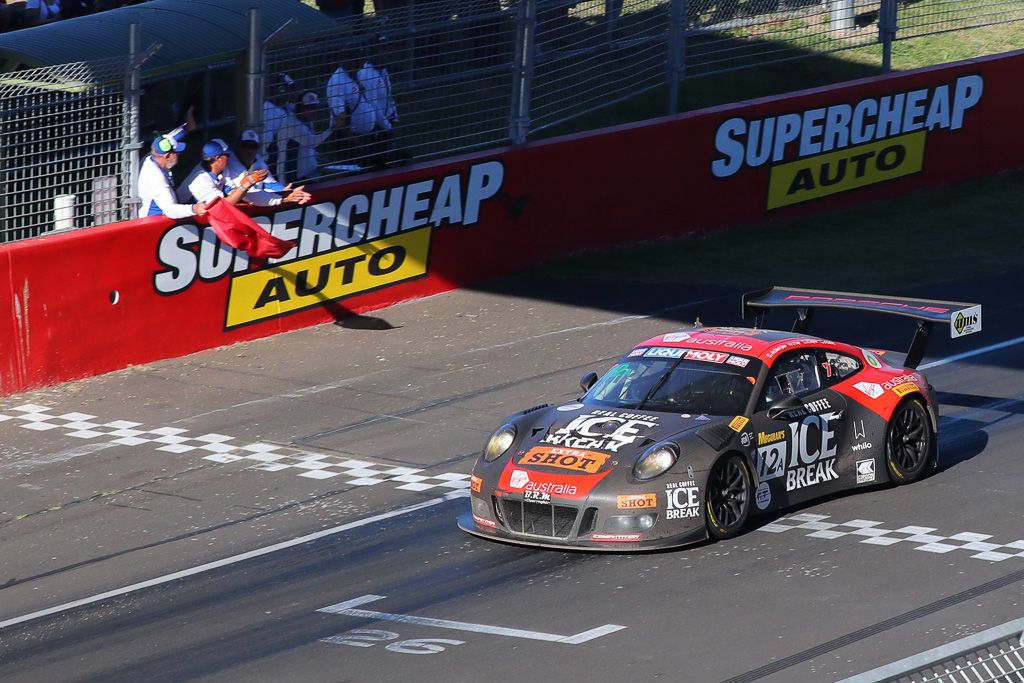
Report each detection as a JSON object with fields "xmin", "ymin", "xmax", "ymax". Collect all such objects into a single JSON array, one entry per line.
[{"xmin": 513, "ymin": 403, "xmax": 734, "ymax": 462}]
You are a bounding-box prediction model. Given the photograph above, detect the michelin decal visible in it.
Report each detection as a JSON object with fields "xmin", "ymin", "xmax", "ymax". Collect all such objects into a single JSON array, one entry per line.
[
  {"xmin": 711, "ymin": 75, "xmax": 983, "ymax": 209},
  {"xmin": 153, "ymin": 161, "xmax": 505, "ymax": 328}
]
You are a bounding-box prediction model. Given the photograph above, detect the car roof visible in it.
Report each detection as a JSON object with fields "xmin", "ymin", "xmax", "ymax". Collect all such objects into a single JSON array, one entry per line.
[{"xmin": 633, "ymin": 326, "xmax": 851, "ymax": 365}]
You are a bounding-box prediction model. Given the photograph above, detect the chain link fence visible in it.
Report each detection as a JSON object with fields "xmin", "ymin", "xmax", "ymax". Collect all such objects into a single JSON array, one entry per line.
[
  {"xmin": 0, "ymin": 57, "xmax": 130, "ymax": 243},
  {"xmin": 0, "ymin": 0, "xmax": 1020, "ymax": 243}
]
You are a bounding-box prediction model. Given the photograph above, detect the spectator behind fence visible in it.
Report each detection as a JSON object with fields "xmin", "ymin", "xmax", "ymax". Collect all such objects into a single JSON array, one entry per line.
[
  {"xmin": 316, "ymin": 0, "xmax": 362, "ymax": 19},
  {"xmin": 23, "ymin": 0, "xmax": 61, "ymax": 24},
  {"xmin": 275, "ymin": 91, "xmax": 341, "ymax": 184},
  {"xmin": 327, "ymin": 55, "xmax": 375, "ymax": 139},
  {"xmin": 178, "ymin": 139, "xmax": 269, "ymax": 207},
  {"xmin": 138, "ymin": 125, "xmax": 206, "ymax": 219},
  {"xmin": 357, "ymin": 37, "xmax": 407, "ymax": 169},
  {"xmin": 263, "ymin": 73, "xmax": 298, "ymax": 172},
  {"xmin": 225, "ymin": 129, "xmax": 312, "ymax": 206}
]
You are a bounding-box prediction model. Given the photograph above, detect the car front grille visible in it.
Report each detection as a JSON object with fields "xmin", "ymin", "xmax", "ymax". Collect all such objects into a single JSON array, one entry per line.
[{"xmin": 496, "ymin": 498, "xmax": 578, "ymax": 539}]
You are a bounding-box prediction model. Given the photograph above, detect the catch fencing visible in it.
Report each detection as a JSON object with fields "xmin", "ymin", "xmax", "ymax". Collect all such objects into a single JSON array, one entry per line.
[{"xmin": 1, "ymin": 0, "xmax": 1021, "ymax": 243}]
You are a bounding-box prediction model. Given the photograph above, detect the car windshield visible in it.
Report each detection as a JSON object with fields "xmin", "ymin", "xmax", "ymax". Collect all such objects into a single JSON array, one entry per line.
[{"xmin": 584, "ymin": 354, "xmax": 759, "ymax": 415}]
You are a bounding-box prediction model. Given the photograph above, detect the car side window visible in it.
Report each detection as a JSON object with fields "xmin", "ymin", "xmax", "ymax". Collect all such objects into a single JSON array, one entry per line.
[
  {"xmin": 762, "ymin": 351, "xmax": 821, "ymax": 405},
  {"xmin": 818, "ymin": 350, "xmax": 862, "ymax": 387}
]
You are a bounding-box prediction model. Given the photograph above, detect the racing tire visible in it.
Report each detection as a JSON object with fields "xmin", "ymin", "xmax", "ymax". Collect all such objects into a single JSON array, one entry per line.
[
  {"xmin": 705, "ymin": 454, "xmax": 752, "ymax": 541},
  {"xmin": 885, "ymin": 398, "xmax": 933, "ymax": 485}
]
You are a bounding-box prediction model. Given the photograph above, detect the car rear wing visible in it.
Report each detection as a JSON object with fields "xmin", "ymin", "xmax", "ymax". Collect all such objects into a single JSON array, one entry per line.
[{"xmin": 741, "ymin": 286, "xmax": 982, "ymax": 369}]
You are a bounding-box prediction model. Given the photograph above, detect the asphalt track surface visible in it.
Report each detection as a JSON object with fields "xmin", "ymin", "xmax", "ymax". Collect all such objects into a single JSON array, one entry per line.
[{"xmin": 1, "ymin": 271, "xmax": 1022, "ymax": 682}]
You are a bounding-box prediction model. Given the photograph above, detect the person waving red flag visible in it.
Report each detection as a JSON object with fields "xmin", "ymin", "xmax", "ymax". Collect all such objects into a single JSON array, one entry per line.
[{"xmin": 204, "ymin": 197, "xmax": 295, "ymax": 259}]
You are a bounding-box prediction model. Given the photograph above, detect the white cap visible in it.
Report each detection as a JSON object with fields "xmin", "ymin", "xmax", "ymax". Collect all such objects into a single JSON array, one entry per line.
[
  {"xmin": 240, "ymin": 129, "xmax": 260, "ymax": 144},
  {"xmin": 302, "ymin": 91, "xmax": 320, "ymax": 106}
]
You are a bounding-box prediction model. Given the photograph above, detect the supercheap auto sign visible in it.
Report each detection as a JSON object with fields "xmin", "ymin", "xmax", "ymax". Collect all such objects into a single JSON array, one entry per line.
[
  {"xmin": 152, "ymin": 161, "xmax": 504, "ymax": 329},
  {"xmin": 711, "ymin": 75, "xmax": 984, "ymax": 209}
]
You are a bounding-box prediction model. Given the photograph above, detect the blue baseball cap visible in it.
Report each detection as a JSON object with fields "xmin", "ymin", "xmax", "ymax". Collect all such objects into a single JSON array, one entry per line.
[
  {"xmin": 151, "ymin": 132, "xmax": 185, "ymax": 154},
  {"xmin": 202, "ymin": 139, "xmax": 231, "ymax": 159}
]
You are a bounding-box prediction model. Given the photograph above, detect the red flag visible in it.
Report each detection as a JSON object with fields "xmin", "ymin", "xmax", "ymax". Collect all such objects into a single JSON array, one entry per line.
[{"xmin": 204, "ymin": 197, "xmax": 295, "ymax": 259}]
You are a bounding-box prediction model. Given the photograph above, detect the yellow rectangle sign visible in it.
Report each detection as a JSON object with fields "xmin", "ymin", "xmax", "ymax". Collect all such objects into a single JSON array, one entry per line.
[
  {"xmin": 767, "ymin": 131, "xmax": 927, "ymax": 210},
  {"xmin": 891, "ymin": 383, "xmax": 919, "ymax": 397},
  {"xmin": 225, "ymin": 227, "xmax": 432, "ymax": 328}
]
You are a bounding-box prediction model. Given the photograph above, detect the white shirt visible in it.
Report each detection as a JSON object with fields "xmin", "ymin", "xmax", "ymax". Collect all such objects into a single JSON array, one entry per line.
[
  {"xmin": 275, "ymin": 111, "xmax": 333, "ymax": 181},
  {"xmin": 326, "ymin": 65, "xmax": 376, "ymax": 135},
  {"xmin": 178, "ymin": 164, "xmax": 226, "ymax": 204},
  {"xmin": 262, "ymin": 100, "xmax": 287, "ymax": 157},
  {"xmin": 138, "ymin": 155, "xmax": 195, "ymax": 220},
  {"xmin": 356, "ymin": 62, "xmax": 397, "ymax": 132},
  {"xmin": 225, "ymin": 152, "xmax": 285, "ymax": 207}
]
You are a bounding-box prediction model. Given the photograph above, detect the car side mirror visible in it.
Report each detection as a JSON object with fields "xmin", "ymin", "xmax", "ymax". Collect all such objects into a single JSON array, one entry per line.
[
  {"xmin": 767, "ymin": 395, "xmax": 805, "ymax": 421},
  {"xmin": 579, "ymin": 371, "xmax": 598, "ymax": 394}
]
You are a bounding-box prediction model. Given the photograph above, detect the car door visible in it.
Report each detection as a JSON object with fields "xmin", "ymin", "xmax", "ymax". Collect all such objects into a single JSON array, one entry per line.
[{"xmin": 747, "ymin": 347, "xmax": 850, "ymax": 512}]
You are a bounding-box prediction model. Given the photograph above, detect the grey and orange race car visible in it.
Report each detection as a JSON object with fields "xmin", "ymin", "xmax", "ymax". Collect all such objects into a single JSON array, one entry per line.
[{"xmin": 459, "ymin": 287, "xmax": 982, "ymax": 550}]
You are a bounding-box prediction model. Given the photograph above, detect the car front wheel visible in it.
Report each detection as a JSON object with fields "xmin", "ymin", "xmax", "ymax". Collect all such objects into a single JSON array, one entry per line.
[{"xmin": 705, "ymin": 454, "xmax": 752, "ymax": 540}]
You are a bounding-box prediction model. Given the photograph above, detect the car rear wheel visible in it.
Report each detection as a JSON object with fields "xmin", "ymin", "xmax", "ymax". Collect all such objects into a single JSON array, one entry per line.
[
  {"xmin": 705, "ymin": 454, "xmax": 752, "ymax": 541},
  {"xmin": 886, "ymin": 398, "xmax": 933, "ymax": 484}
]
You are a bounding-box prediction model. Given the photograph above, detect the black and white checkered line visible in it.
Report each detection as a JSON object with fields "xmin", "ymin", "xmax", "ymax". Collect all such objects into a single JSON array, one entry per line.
[
  {"xmin": 759, "ymin": 513, "xmax": 1024, "ymax": 562},
  {"xmin": 0, "ymin": 404, "xmax": 470, "ymax": 490}
]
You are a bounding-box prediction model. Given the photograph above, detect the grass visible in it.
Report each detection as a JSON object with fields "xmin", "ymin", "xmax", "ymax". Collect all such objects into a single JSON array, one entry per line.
[{"xmin": 535, "ymin": 168, "xmax": 1024, "ymax": 290}]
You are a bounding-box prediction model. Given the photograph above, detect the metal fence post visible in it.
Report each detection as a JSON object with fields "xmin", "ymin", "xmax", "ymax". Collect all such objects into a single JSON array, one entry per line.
[
  {"xmin": 667, "ymin": 0, "xmax": 686, "ymax": 114},
  {"xmin": 124, "ymin": 22, "xmax": 143, "ymax": 220},
  {"xmin": 509, "ymin": 0, "xmax": 536, "ymax": 145},
  {"xmin": 879, "ymin": 0, "xmax": 898, "ymax": 73},
  {"xmin": 245, "ymin": 7, "xmax": 264, "ymax": 134}
]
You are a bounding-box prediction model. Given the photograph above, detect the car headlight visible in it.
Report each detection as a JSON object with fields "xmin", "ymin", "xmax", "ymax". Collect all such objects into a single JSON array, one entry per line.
[
  {"xmin": 633, "ymin": 442, "xmax": 679, "ymax": 480},
  {"xmin": 484, "ymin": 424, "xmax": 517, "ymax": 462}
]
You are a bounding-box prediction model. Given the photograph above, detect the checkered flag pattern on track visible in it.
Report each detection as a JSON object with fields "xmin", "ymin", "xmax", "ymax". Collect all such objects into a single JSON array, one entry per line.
[
  {"xmin": 0, "ymin": 404, "xmax": 470, "ymax": 490},
  {"xmin": 761, "ymin": 513, "xmax": 1024, "ymax": 562}
]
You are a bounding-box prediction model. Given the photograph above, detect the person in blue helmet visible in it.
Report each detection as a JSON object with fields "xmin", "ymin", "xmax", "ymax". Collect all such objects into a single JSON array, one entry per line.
[{"xmin": 177, "ymin": 138, "xmax": 270, "ymax": 206}]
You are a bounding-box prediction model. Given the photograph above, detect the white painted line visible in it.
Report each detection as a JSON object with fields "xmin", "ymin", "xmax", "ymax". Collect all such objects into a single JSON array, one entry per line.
[
  {"xmin": 319, "ymin": 594, "xmax": 625, "ymax": 644},
  {"xmin": 0, "ymin": 491, "xmax": 468, "ymax": 631},
  {"xmin": 919, "ymin": 334, "xmax": 1024, "ymax": 370},
  {"xmin": 454, "ymin": 297, "xmax": 722, "ymax": 356}
]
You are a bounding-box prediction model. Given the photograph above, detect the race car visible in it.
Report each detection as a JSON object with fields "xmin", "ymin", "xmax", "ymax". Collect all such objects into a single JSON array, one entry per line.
[{"xmin": 459, "ymin": 287, "xmax": 982, "ymax": 550}]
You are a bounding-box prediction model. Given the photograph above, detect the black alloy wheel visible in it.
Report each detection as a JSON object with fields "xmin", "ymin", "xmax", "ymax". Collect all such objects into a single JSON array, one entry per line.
[
  {"xmin": 886, "ymin": 399, "xmax": 933, "ymax": 484},
  {"xmin": 705, "ymin": 454, "xmax": 752, "ymax": 540}
]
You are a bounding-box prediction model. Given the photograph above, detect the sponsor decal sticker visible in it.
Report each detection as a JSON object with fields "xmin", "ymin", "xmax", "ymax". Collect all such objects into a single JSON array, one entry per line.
[
  {"xmin": 803, "ymin": 397, "xmax": 832, "ymax": 414},
  {"xmin": 758, "ymin": 429, "xmax": 785, "ymax": 445},
  {"xmin": 662, "ymin": 332, "xmax": 691, "ymax": 342},
  {"xmin": 951, "ymin": 305, "xmax": 982, "ymax": 338},
  {"xmin": 891, "ymin": 383, "xmax": 919, "ymax": 397},
  {"xmin": 592, "ymin": 533, "xmax": 641, "ymax": 542},
  {"xmin": 710, "ymin": 75, "xmax": 983, "ymax": 209},
  {"xmin": 153, "ymin": 160, "xmax": 505, "ymax": 329},
  {"xmin": 542, "ymin": 412, "xmax": 658, "ymax": 452},
  {"xmin": 863, "ymin": 350, "xmax": 883, "ymax": 369},
  {"xmin": 628, "ymin": 348, "xmax": 648, "ymax": 358},
  {"xmin": 524, "ymin": 490, "xmax": 551, "ymax": 503},
  {"xmin": 726, "ymin": 355, "xmax": 750, "ymax": 368},
  {"xmin": 755, "ymin": 481, "xmax": 771, "ymax": 510},
  {"xmin": 755, "ymin": 412, "xmax": 841, "ymax": 491},
  {"xmin": 473, "ymin": 514, "xmax": 497, "ymax": 529},
  {"xmin": 518, "ymin": 447, "xmax": 610, "ymax": 473},
  {"xmin": 856, "ymin": 458, "xmax": 876, "ymax": 484},
  {"xmin": 685, "ymin": 349, "xmax": 729, "ymax": 363},
  {"xmin": 851, "ymin": 441, "xmax": 873, "ymax": 452},
  {"xmin": 470, "ymin": 474, "xmax": 482, "ymax": 493},
  {"xmin": 617, "ymin": 493, "xmax": 658, "ymax": 510},
  {"xmin": 854, "ymin": 382, "xmax": 884, "ymax": 399},
  {"xmin": 509, "ymin": 469, "xmax": 531, "ymax": 489},
  {"xmin": 665, "ymin": 480, "xmax": 700, "ymax": 519},
  {"xmin": 645, "ymin": 347, "xmax": 685, "ymax": 359},
  {"xmin": 687, "ymin": 337, "xmax": 754, "ymax": 351},
  {"xmin": 740, "ymin": 431, "xmax": 753, "ymax": 447},
  {"xmin": 729, "ymin": 416, "xmax": 749, "ymax": 432}
]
